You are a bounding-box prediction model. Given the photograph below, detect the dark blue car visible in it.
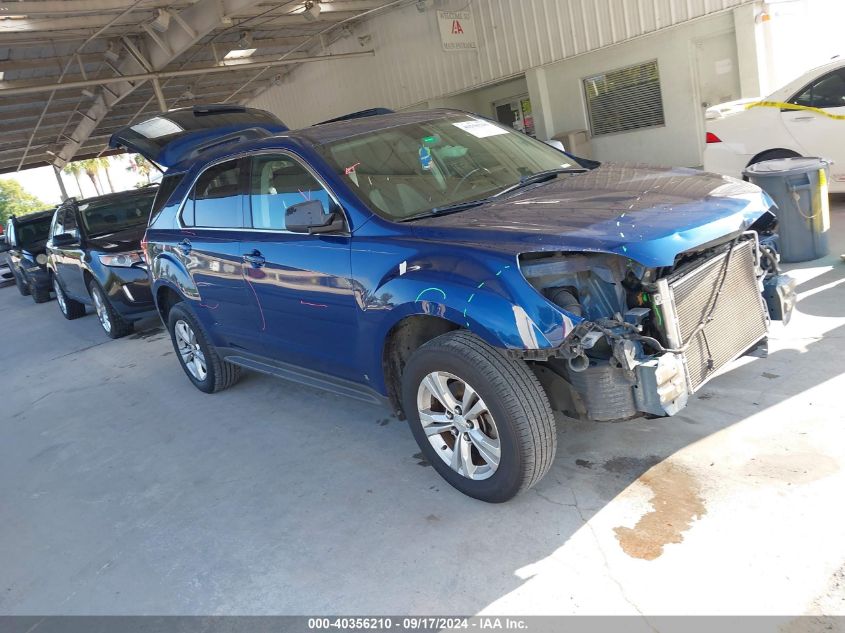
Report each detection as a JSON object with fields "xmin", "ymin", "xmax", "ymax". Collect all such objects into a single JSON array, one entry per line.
[
  {"xmin": 47, "ymin": 187, "xmax": 159, "ymax": 338},
  {"xmin": 112, "ymin": 104, "xmax": 795, "ymax": 502}
]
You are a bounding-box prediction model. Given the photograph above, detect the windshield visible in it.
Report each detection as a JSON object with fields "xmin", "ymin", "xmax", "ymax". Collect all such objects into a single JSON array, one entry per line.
[
  {"xmin": 316, "ymin": 115, "xmax": 582, "ymax": 221},
  {"xmin": 16, "ymin": 216, "xmax": 53, "ymax": 248},
  {"xmin": 79, "ymin": 190, "xmax": 157, "ymax": 237}
]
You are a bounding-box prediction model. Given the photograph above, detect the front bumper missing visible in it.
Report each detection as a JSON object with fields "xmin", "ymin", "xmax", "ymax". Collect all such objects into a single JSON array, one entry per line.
[{"xmin": 764, "ymin": 274, "xmax": 797, "ymax": 325}]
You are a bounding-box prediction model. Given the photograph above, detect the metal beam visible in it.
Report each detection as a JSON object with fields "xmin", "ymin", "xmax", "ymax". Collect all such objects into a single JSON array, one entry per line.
[
  {"xmin": 51, "ymin": 0, "xmax": 271, "ymax": 169},
  {"xmin": 0, "ymin": 9, "xmax": 364, "ymax": 32},
  {"xmin": 0, "ymin": 51, "xmax": 375, "ymax": 97}
]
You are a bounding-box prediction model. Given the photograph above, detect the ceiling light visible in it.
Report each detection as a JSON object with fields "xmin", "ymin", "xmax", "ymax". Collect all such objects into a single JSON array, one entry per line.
[
  {"xmin": 224, "ymin": 48, "xmax": 256, "ymax": 60},
  {"xmin": 302, "ymin": 1, "xmax": 321, "ymax": 21}
]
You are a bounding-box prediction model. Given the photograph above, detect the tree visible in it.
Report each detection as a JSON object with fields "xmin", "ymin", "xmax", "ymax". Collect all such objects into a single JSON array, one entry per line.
[
  {"xmin": 0, "ymin": 179, "xmax": 48, "ymax": 224},
  {"xmin": 79, "ymin": 159, "xmax": 103, "ymax": 195},
  {"xmin": 62, "ymin": 161, "xmax": 85, "ymax": 196},
  {"xmin": 96, "ymin": 157, "xmax": 115, "ymax": 193},
  {"xmin": 127, "ymin": 154, "xmax": 153, "ymax": 185}
]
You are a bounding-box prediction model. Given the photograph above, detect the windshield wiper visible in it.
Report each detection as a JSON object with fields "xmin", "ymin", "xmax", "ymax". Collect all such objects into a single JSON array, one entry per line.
[
  {"xmin": 492, "ymin": 167, "xmax": 586, "ymax": 198},
  {"xmin": 398, "ymin": 198, "xmax": 490, "ymax": 222}
]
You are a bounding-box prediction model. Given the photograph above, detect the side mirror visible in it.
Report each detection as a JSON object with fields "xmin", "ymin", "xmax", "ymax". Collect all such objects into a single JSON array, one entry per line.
[
  {"xmin": 286, "ymin": 199, "xmax": 345, "ymax": 234},
  {"xmin": 51, "ymin": 233, "xmax": 78, "ymax": 247}
]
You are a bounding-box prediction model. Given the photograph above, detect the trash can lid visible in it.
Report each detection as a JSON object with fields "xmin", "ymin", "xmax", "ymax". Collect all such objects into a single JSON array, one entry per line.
[{"xmin": 744, "ymin": 156, "xmax": 831, "ymax": 176}]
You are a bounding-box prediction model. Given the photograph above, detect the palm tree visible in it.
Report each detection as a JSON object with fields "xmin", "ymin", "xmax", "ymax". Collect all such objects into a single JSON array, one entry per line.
[
  {"xmin": 127, "ymin": 154, "xmax": 154, "ymax": 185},
  {"xmin": 79, "ymin": 159, "xmax": 102, "ymax": 195},
  {"xmin": 62, "ymin": 161, "xmax": 85, "ymax": 197},
  {"xmin": 96, "ymin": 157, "xmax": 115, "ymax": 193}
]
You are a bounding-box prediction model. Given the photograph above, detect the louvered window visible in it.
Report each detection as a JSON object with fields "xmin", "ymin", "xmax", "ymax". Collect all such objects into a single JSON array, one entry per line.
[{"xmin": 584, "ymin": 60, "xmax": 665, "ymax": 136}]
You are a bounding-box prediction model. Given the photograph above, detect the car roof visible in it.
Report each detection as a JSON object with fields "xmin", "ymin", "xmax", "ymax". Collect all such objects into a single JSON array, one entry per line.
[
  {"xmin": 293, "ymin": 108, "xmax": 473, "ymax": 145},
  {"xmin": 12, "ymin": 208, "xmax": 56, "ymax": 223},
  {"xmin": 767, "ymin": 56, "xmax": 845, "ymax": 102},
  {"xmin": 165, "ymin": 108, "xmax": 478, "ymax": 173},
  {"xmin": 67, "ymin": 186, "xmax": 158, "ymax": 209}
]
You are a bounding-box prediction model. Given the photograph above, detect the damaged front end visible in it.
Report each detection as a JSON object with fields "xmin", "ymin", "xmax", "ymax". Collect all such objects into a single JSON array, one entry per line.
[{"xmin": 518, "ymin": 225, "xmax": 796, "ymax": 422}]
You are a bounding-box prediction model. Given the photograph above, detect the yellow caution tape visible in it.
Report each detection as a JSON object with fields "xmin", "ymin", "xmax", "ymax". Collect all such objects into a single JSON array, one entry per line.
[{"xmin": 746, "ymin": 100, "xmax": 845, "ymax": 120}]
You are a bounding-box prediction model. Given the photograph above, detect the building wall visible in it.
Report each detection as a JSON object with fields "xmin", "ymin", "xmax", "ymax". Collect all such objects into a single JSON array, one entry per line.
[
  {"xmin": 250, "ymin": 0, "xmax": 757, "ymax": 130},
  {"xmin": 538, "ymin": 11, "xmax": 738, "ymax": 167}
]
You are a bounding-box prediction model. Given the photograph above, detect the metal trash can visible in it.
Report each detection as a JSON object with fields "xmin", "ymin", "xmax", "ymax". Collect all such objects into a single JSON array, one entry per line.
[{"xmin": 744, "ymin": 157, "xmax": 831, "ymax": 263}]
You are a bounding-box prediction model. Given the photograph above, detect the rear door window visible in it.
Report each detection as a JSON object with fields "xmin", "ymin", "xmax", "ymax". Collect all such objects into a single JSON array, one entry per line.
[{"xmin": 185, "ymin": 158, "xmax": 246, "ymax": 228}]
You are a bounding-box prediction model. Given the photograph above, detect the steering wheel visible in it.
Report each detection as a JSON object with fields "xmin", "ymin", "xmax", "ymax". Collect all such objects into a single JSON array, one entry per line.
[{"xmin": 450, "ymin": 168, "xmax": 481, "ymax": 196}]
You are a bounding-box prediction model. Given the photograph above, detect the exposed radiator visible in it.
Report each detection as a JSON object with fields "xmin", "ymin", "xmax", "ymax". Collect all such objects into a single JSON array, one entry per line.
[{"xmin": 658, "ymin": 239, "xmax": 769, "ymax": 392}]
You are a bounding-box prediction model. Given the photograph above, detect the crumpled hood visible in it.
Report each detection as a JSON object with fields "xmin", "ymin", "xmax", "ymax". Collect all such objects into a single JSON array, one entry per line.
[
  {"xmin": 85, "ymin": 225, "xmax": 145, "ymax": 253},
  {"xmin": 409, "ymin": 163, "xmax": 773, "ymax": 267}
]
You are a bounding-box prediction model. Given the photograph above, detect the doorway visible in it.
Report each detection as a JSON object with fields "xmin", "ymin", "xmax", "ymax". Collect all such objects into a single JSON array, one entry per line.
[{"xmin": 493, "ymin": 95, "xmax": 535, "ymax": 137}]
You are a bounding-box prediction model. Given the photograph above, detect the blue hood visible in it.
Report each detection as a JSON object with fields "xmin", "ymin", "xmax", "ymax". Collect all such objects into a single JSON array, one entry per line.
[{"xmin": 408, "ymin": 164, "xmax": 773, "ymax": 267}]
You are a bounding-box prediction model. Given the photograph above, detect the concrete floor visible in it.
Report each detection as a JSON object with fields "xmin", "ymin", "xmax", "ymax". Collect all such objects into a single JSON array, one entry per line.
[{"xmin": 2, "ymin": 202, "xmax": 845, "ymax": 618}]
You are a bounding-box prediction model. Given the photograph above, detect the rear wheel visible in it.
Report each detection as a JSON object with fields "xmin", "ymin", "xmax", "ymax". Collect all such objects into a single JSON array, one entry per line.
[
  {"xmin": 167, "ymin": 302, "xmax": 241, "ymax": 393},
  {"xmin": 30, "ymin": 277, "xmax": 51, "ymax": 303},
  {"xmin": 53, "ymin": 276, "xmax": 85, "ymax": 320},
  {"xmin": 89, "ymin": 280, "xmax": 132, "ymax": 338},
  {"xmin": 401, "ymin": 331, "xmax": 557, "ymax": 503},
  {"xmin": 14, "ymin": 269, "xmax": 30, "ymax": 296}
]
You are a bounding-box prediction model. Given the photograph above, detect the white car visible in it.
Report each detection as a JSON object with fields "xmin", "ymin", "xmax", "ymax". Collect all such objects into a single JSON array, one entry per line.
[{"xmin": 703, "ymin": 58, "xmax": 845, "ymax": 192}]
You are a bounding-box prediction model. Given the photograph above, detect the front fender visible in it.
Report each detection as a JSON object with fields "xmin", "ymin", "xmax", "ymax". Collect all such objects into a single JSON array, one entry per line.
[{"xmin": 353, "ymin": 243, "xmax": 575, "ymax": 392}]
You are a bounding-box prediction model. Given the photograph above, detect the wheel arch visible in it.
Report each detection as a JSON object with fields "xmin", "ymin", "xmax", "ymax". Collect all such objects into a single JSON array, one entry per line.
[
  {"xmin": 381, "ymin": 314, "xmax": 462, "ymax": 419},
  {"xmin": 746, "ymin": 147, "xmax": 802, "ymax": 168}
]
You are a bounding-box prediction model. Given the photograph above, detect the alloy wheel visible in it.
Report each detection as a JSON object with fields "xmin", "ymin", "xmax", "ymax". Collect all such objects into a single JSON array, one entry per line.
[
  {"xmin": 416, "ymin": 371, "xmax": 501, "ymax": 480},
  {"xmin": 54, "ymin": 278, "xmax": 67, "ymax": 314},
  {"xmin": 91, "ymin": 287, "xmax": 111, "ymax": 333},
  {"xmin": 174, "ymin": 319, "xmax": 207, "ymax": 381}
]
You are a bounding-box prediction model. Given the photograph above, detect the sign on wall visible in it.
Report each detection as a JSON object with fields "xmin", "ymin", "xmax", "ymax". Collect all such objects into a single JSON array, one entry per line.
[{"xmin": 437, "ymin": 10, "xmax": 477, "ymax": 51}]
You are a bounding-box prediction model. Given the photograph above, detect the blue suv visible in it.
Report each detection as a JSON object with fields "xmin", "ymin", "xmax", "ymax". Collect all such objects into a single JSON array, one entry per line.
[{"xmin": 113, "ymin": 104, "xmax": 794, "ymax": 502}]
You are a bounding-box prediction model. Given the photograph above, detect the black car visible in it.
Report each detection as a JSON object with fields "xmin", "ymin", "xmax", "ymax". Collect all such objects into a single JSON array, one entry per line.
[
  {"xmin": 47, "ymin": 187, "xmax": 158, "ymax": 338},
  {"xmin": 2, "ymin": 209, "xmax": 56, "ymax": 303}
]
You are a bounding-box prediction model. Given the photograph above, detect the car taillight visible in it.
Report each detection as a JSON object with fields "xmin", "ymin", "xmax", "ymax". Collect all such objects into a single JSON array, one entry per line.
[{"xmin": 706, "ymin": 132, "xmax": 722, "ymax": 144}]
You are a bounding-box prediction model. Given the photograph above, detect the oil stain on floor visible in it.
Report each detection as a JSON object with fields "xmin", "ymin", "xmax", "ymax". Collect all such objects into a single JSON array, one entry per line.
[{"xmin": 612, "ymin": 460, "xmax": 706, "ymax": 561}]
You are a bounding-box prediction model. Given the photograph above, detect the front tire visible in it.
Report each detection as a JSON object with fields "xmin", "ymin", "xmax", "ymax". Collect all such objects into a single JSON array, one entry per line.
[
  {"xmin": 53, "ymin": 276, "xmax": 85, "ymax": 320},
  {"xmin": 167, "ymin": 302, "xmax": 241, "ymax": 393},
  {"xmin": 30, "ymin": 277, "xmax": 52, "ymax": 304},
  {"xmin": 89, "ymin": 280, "xmax": 132, "ymax": 338},
  {"xmin": 401, "ymin": 331, "xmax": 556, "ymax": 503}
]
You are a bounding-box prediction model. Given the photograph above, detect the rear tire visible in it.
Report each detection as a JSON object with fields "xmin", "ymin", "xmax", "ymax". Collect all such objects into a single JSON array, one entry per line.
[
  {"xmin": 88, "ymin": 279, "xmax": 133, "ymax": 339},
  {"xmin": 53, "ymin": 275, "xmax": 85, "ymax": 320},
  {"xmin": 167, "ymin": 302, "xmax": 241, "ymax": 393},
  {"xmin": 401, "ymin": 331, "xmax": 557, "ymax": 503},
  {"xmin": 14, "ymin": 269, "xmax": 30, "ymax": 296}
]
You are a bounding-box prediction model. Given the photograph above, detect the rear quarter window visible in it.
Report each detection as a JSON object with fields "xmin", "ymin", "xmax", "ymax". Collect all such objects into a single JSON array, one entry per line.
[{"xmin": 149, "ymin": 175, "xmax": 184, "ymax": 225}]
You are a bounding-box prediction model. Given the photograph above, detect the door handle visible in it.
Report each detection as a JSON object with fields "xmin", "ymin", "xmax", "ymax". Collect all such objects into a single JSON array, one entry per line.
[
  {"xmin": 178, "ymin": 239, "xmax": 192, "ymax": 256},
  {"xmin": 243, "ymin": 249, "xmax": 265, "ymax": 268},
  {"xmin": 791, "ymin": 116, "xmax": 815, "ymax": 122}
]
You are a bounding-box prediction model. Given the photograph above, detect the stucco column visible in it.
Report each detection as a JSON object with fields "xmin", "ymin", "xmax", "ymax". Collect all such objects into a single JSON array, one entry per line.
[{"xmin": 525, "ymin": 66, "xmax": 555, "ymax": 141}]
